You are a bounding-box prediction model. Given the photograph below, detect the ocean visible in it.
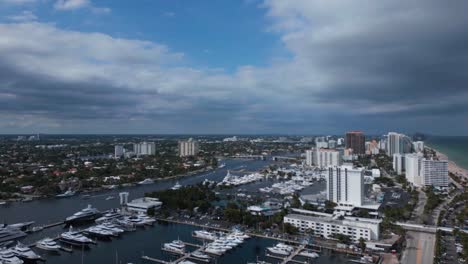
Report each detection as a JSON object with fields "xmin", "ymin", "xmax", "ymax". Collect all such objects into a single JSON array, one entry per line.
[{"xmin": 426, "ymin": 136, "xmax": 468, "ymax": 170}]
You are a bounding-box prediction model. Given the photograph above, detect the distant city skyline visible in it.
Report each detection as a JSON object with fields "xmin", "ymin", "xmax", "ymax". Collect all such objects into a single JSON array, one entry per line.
[{"xmin": 0, "ymin": 1, "xmax": 467, "ymax": 135}]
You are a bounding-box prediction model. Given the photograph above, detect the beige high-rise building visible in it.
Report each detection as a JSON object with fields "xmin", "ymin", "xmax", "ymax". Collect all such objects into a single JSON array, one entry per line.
[{"xmin": 178, "ymin": 138, "xmax": 199, "ymax": 157}]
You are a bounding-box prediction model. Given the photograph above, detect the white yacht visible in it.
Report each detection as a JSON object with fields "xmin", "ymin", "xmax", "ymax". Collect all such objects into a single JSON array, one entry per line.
[
  {"xmin": 60, "ymin": 228, "xmax": 94, "ymax": 245},
  {"xmin": 84, "ymin": 226, "xmax": 114, "ymax": 238},
  {"xmin": 171, "ymin": 181, "xmax": 182, "ymax": 190},
  {"xmin": 266, "ymin": 243, "xmax": 294, "ymax": 256},
  {"xmin": 204, "ymin": 246, "xmax": 225, "ymax": 255},
  {"xmin": 0, "ymin": 249, "xmax": 24, "ymax": 264},
  {"xmin": 138, "ymin": 178, "xmax": 154, "ymax": 185},
  {"xmin": 299, "ymin": 250, "xmax": 319, "ymax": 258},
  {"xmin": 11, "ymin": 242, "xmax": 41, "ymax": 261},
  {"xmin": 191, "ymin": 250, "xmax": 211, "ymax": 260},
  {"xmin": 56, "ymin": 188, "xmax": 76, "ymax": 198},
  {"xmin": 193, "ymin": 230, "xmax": 217, "ymax": 240},
  {"xmin": 105, "ymin": 196, "xmax": 115, "ymax": 201},
  {"xmin": 36, "ymin": 238, "xmax": 61, "ymax": 252},
  {"xmin": 65, "ymin": 205, "xmax": 101, "ymax": 224},
  {"xmin": 162, "ymin": 240, "xmax": 185, "ymax": 254},
  {"xmin": 95, "ymin": 210, "xmax": 122, "ymax": 224}
]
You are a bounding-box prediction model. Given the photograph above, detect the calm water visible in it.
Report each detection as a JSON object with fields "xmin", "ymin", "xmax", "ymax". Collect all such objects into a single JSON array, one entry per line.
[
  {"xmin": 427, "ymin": 136, "xmax": 468, "ymax": 170},
  {"xmin": 1, "ymin": 157, "xmax": 345, "ymax": 264}
]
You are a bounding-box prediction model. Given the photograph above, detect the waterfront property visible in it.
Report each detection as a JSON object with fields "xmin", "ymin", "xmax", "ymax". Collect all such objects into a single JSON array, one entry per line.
[
  {"xmin": 284, "ymin": 212, "xmax": 381, "ymax": 241},
  {"xmin": 126, "ymin": 197, "xmax": 162, "ymax": 213}
]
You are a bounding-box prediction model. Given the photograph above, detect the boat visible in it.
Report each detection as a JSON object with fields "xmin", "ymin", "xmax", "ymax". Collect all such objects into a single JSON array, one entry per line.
[
  {"xmin": 191, "ymin": 250, "xmax": 211, "ymax": 260},
  {"xmin": 11, "ymin": 242, "xmax": 41, "ymax": 261},
  {"xmin": 99, "ymin": 223, "xmax": 124, "ymax": 235},
  {"xmin": 138, "ymin": 178, "xmax": 154, "ymax": 185},
  {"xmin": 218, "ymin": 163, "xmax": 226, "ymax": 168},
  {"xmin": 0, "ymin": 249, "xmax": 24, "ymax": 264},
  {"xmin": 105, "ymin": 196, "xmax": 115, "ymax": 201},
  {"xmin": 299, "ymin": 250, "xmax": 319, "ymax": 258},
  {"xmin": 95, "ymin": 210, "xmax": 122, "ymax": 224},
  {"xmin": 0, "ymin": 201, "xmax": 7, "ymax": 205},
  {"xmin": 0, "ymin": 227, "xmax": 27, "ymax": 244},
  {"xmin": 162, "ymin": 240, "xmax": 185, "ymax": 254},
  {"xmin": 171, "ymin": 181, "xmax": 182, "ymax": 190},
  {"xmin": 60, "ymin": 228, "xmax": 94, "ymax": 246},
  {"xmin": 204, "ymin": 246, "xmax": 225, "ymax": 255},
  {"xmin": 84, "ymin": 226, "xmax": 114, "ymax": 238},
  {"xmin": 21, "ymin": 197, "xmax": 33, "ymax": 203},
  {"xmin": 178, "ymin": 261, "xmax": 197, "ymax": 264},
  {"xmin": 193, "ymin": 230, "xmax": 218, "ymax": 240},
  {"xmin": 65, "ymin": 205, "xmax": 101, "ymax": 224},
  {"xmin": 36, "ymin": 238, "xmax": 61, "ymax": 252},
  {"xmin": 266, "ymin": 243, "xmax": 294, "ymax": 256},
  {"xmin": 56, "ymin": 189, "xmax": 76, "ymax": 198}
]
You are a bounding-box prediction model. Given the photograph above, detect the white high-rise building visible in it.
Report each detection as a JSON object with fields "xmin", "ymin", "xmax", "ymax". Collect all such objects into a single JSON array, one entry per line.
[
  {"xmin": 421, "ymin": 159, "xmax": 449, "ymax": 187},
  {"xmin": 326, "ymin": 165, "xmax": 364, "ymax": 207},
  {"xmin": 405, "ymin": 153, "xmax": 424, "ymax": 186},
  {"xmin": 114, "ymin": 145, "xmax": 124, "ymax": 158},
  {"xmin": 134, "ymin": 142, "xmax": 156, "ymax": 156},
  {"xmin": 328, "ymin": 140, "xmax": 337, "ymax": 149},
  {"xmin": 316, "ymin": 149, "xmax": 341, "ymax": 168},
  {"xmin": 305, "ymin": 149, "xmax": 316, "ymax": 166},
  {"xmin": 393, "ymin": 153, "xmax": 405, "ymax": 175},
  {"xmin": 413, "ymin": 141, "xmax": 425, "ymax": 153},
  {"xmin": 178, "ymin": 138, "xmax": 199, "ymax": 157},
  {"xmin": 337, "ymin": 138, "xmax": 345, "ymax": 146}
]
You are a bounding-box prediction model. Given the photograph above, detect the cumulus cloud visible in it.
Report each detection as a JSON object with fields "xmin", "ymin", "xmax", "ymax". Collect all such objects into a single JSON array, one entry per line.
[
  {"xmin": 53, "ymin": 0, "xmax": 110, "ymax": 13},
  {"xmin": 7, "ymin": 10, "xmax": 37, "ymax": 22},
  {"xmin": 1, "ymin": 0, "xmax": 468, "ymax": 134}
]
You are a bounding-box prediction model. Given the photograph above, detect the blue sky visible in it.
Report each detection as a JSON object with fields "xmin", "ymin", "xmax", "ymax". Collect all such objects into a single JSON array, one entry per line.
[{"xmin": 0, "ymin": 0, "xmax": 467, "ymax": 135}]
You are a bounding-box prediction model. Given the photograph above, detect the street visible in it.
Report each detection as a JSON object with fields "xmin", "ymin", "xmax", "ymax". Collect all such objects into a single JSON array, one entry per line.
[{"xmin": 400, "ymin": 231, "xmax": 435, "ymax": 264}]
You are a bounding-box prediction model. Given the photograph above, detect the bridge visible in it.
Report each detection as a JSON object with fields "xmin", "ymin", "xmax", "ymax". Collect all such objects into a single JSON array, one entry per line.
[{"xmin": 396, "ymin": 222, "xmax": 467, "ymax": 234}]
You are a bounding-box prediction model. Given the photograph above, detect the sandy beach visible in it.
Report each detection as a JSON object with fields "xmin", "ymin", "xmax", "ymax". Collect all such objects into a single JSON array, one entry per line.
[{"xmin": 433, "ymin": 149, "xmax": 468, "ymax": 185}]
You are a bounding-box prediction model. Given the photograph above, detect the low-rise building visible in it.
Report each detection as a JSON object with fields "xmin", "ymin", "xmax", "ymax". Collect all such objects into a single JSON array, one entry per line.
[
  {"xmin": 247, "ymin": 200, "xmax": 283, "ymax": 216},
  {"xmin": 284, "ymin": 213, "xmax": 381, "ymax": 241},
  {"xmin": 126, "ymin": 197, "xmax": 162, "ymax": 213}
]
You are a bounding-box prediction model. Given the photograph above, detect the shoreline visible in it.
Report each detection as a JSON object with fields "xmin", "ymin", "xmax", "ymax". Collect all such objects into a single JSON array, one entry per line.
[{"xmin": 428, "ymin": 147, "xmax": 468, "ymax": 185}]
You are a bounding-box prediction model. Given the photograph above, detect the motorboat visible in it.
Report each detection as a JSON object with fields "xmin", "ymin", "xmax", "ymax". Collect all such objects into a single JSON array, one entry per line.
[
  {"xmin": 218, "ymin": 163, "xmax": 226, "ymax": 168},
  {"xmin": 191, "ymin": 250, "xmax": 211, "ymax": 260},
  {"xmin": 105, "ymin": 196, "xmax": 115, "ymax": 201},
  {"xmin": 204, "ymin": 246, "xmax": 225, "ymax": 255},
  {"xmin": 162, "ymin": 240, "xmax": 185, "ymax": 254},
  {"xmin": 138, "ymin": 178, "xmax": 154, "ymax": 185},
  {"xmin": 267, "ymin": 243, "xmax": 294, "ymax": 256},
  {"xmin": 171, "ymin": 181, "xmax": 182, "ymax": 190},
  {"xmin": 36, "ymin": 238, "xmax": 61, "ymax": 252},
  {"xmin": 95, "ymin": 210, "xmax": 122, "ymax": 224},
  {"xmin": 60, "ymin": 228, "xmax": 94, "ymax": 245},
  {"xmin": 0, "ymin": 227, "xmax": 27, "ymax": 244},
  {"xmin": 84, "ymin": 226, "xmax": 114, "ymax": 238},
  {"xmin": 299, "ymin": 250, "xmax": 319, "ymax": 258},
  {"xmin": 56, "ymin": 189, "xmax": 76, "ymax": 198},
  {"xmin": 99, "ymin": 223, "xmax": 124, "ymax": 235},
  {"xmin": 11, "ymin": 242, "xmax": 41, "ymax": 261},
  {"xmin": 193, "ymin": 230, "xmax": 217, "ymax": 240},
  {"xmin": 0, "ymin": 249, "xmax": 24, "ymax": 264},
  {"xmin": 65, "ymin": 205, "xmax": 101, "ymax": 224}
]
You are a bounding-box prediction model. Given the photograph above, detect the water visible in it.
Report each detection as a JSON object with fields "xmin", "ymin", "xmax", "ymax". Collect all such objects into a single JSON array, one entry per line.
[
  {"xmin": 0, "ymin": 157, "xmax": 344, "ymax": 263},
  {"xmin": 426, "ymin": 136, "xmax": 468, "ymax": 170}
]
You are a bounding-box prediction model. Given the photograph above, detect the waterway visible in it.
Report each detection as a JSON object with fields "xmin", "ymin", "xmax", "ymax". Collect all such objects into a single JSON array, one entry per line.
[
  {"xmin": 1, "ymin": 157, "xmax": 347, "ymax": 264},
  {"xmin": 426, "ymin": 136, "xmax": 468, "ymax": 170}
]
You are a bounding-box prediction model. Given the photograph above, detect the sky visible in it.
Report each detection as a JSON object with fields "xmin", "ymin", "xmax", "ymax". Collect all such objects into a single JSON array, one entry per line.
[{"xmin": 0, "ymin": 0, "xmax": 467, "ymax": 135}]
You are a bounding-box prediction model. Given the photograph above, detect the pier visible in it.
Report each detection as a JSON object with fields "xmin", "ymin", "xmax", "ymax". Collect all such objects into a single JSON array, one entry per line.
[{"xmin": 144, "ymin": 240, "xmax": 210, "ymax": 264}]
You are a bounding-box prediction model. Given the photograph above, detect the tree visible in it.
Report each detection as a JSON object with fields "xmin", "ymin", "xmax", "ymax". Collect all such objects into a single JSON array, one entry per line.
[
  {"xmin": 334, "ymin": 234, "xmax": 351, "ymax": 244},
  {"xmin": 283, "ymin": 223, "xmax": 298, "ymax": 235},
  {"xmin": 358, "ymin": 237, "xmax": 366, "ymax": 253}
]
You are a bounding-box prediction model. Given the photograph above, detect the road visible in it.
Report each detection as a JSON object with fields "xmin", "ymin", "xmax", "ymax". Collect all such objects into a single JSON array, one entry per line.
[{"xmin": 400, "ymin": 231, "xmax": 435, "ymax": 264}]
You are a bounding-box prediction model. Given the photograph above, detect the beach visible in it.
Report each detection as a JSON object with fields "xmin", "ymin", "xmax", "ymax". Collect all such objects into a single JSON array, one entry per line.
[{"xmin": 433, "ymin": 148, "xmax": 468, "ymax": 185}]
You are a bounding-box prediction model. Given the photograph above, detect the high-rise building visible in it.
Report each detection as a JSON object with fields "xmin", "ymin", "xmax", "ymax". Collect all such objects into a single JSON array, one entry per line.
[
  {"xmin": 134, "ymin": 142, "xmax": 156, "ymax": 156},
  {"xmin": 315, "ymin": 137, "xmax": 328, "ymax": 149},
  {"xmin": 326, "ymin": 165, "xmax": 364, "ymax": 207},
  {"xmin": 178, "ymin": 138, "xmax": 199, "ymax": 157},
  {"xmin": 413, "ymin": 141, "xmax": 425, "ymax": 153},
  {"xmin": 316, "ymin": 149, "xmax": 341, "ymax": 168},
  {"xmin": 387, "ymin": 132, "xmax": 413, "ymax": 156},
  {"xmin": 421, "ymin": 159, "xmax": 449, "ymax": 187},
  {"xmin": 328, "ymin": 140, "xmax": 337, "ymax": 149},
  {"xmin": 345, "ymin": 131, "xmax": 365, "ymax": 155},
  {"xmin": 337, "ymin": 138, "xmax": 345, "ymax": 146},
  {"xmin": 405, "ymin": 153, "xmax": 424, "ymax": 186},
  {"xmin": 366, "ymin": 140, "xmax": 380, "ymax": 155},
  {"xmin": 305, "ymin": 149, "xmax": 316, "ymax": 166},
  {"xmin": 393, "ymin": 153, "xmax": 405, "ymax": 175},
  {"xmin": 114, "ymin": 145, "xmax": 124, "ymax": 158}
]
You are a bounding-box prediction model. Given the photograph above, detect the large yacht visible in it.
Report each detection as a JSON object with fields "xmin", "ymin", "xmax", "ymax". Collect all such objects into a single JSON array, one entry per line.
[
  {"xmin": 0, "ymin": 248, "xmax": 24, "ymax": 264},
  {"xmin": 65, "ymin": 205, "xmax": 101, "ymax": 224},
  {"xmin": 193, "ymin": 230, "xmax": 218, "ymax": 240},
  {"xmin": 36, "ymin": 238, "xmax": 61, "ymax": 252},
  {"xmin": 11, "ymin": 242, "xmax": 41, "ymax": 261},
  {"xmin": 0, "ymin": 227, "xmax": 27, "ymax": 244},
  {"xmin": 162, "ymin": 240, "xmax": 185, "ymax": 254},
  {"xmin": 60, "ymin": 228, "xmax": 94, "ymax": 246}
]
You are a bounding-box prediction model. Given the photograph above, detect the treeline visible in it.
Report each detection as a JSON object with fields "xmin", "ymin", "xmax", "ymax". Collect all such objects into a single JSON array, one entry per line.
[{"xmin": 146, "ymin": 184, "xmax": 217, "ymax": 213}]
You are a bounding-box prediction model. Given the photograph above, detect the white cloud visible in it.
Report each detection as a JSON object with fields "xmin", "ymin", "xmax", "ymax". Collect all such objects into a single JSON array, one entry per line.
[
  {"xmin": 7, "ymin": 10, "xmax": 37, "ymax": 22},
  {"xmin": 54, "ymin": 0, "xmax": 89, "ymax": 10}
]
